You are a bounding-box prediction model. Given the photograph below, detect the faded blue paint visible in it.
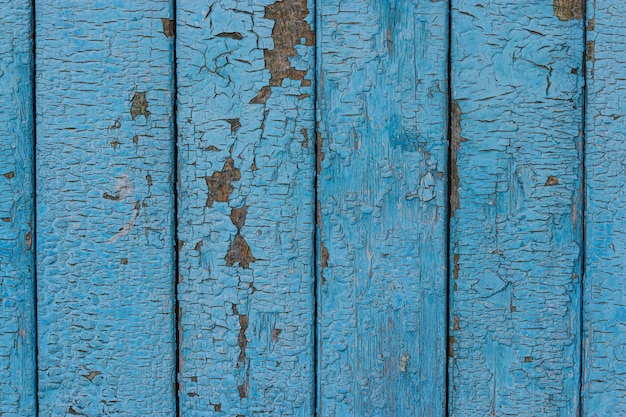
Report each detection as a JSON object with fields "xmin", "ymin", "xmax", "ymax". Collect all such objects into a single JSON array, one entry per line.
[
  {"xmin": 449, "ymin": 1, "xmax": 584, "ymax": 415},
  {"xmin": 316, "ymin": 0, "xmax": 449, "ymax": 415},
  {"xmin": 0, "ymin": 1, "xmax": 35, "ymax": 416},
  {"xmin": 35, "ymin": 1, "xmax": 176, "ymax": 415},
  {"xmin": 176, "ymin": 1, "xmax": 316, "ymax": 416},
  {"xmin": 583, "ymin": 1, "xmax": 626, "ymax": 414}
]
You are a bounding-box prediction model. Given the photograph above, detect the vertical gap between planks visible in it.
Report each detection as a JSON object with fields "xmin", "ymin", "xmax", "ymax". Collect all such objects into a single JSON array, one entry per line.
[
  {"xmin": 445, "ymin": 0, "xmax": 452, "ymax": 416},
  {"xmin": 172, "ymin": 0, "xmax": 181, "ymax": 414},
  {"xmin": 313, "ymin": 0, "xmax": 320, "ymax": 414},
  {"xmin": 579, "ymin": 2, "xmax": 588, "ymax": 415},
  {"xmin": 31, "ymin": 0, "xmax": 39, "ymax": 414}
]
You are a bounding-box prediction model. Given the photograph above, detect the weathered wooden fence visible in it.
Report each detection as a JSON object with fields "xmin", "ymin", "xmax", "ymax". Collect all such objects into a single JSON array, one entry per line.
[{"xmin": 1, "ymin": 0, "xmax": 624, "ymax": 416}]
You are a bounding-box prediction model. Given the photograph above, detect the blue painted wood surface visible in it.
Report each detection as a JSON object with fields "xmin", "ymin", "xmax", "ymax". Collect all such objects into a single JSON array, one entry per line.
[
  {"xmin": 449, "ymin": 1, "xmax": 584, "ymax": 415},
  {"xmin": 3, "ymin": 1, "xmax": 626, "ymax": 415},
  {"xmin": 316, "ymin": 1, "xmax": 449, "ymax": 415},
  {"xmin": 176, "ymin": 1, "xmax": 316, "ymax": 416},
  {"xmin": 35, "ymin": 1, "xmax": 177, "ymax": 415},
  {"xmin": 0, "ymin": 1, "xmax": 35, "ymax": 416},
  {"xmin": 583, "ymin": 1, "xmax": 626, "ymax": 414}
]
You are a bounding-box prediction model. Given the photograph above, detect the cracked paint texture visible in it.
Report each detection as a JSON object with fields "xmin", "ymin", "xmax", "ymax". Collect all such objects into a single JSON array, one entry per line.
[
  {"xmin": 317, "ymin": 0, "xmax": 449, "ymax": 415},
  {"xmin": 176, "ymin": 1, "xmax": 316, "ymax": 415},
  {"xmin": 36, "ymin": 1, "xmax": 176, "ymax": 415},
  {"xmin": 449, "ymin": 1, "xmax": 584, "ymax": 415},
  {"xmin": 0, "ymin": 1, "xmax": 35, "ymax": 416},
  {"xmin": 583, "ymin": 1, "xmax": 626, "ymax": 415}
]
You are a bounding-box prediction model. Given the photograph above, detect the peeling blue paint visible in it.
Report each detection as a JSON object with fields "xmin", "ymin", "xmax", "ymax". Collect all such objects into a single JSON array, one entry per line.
[
  {"xmin": 449, "ymin": 1, "xmax": 584, "ymax": 415},
  {"xmin": 583, "ymin": 0, "xmax": 626, "ymax": 415},
  {"xmin": 0, "ymin": 1, "xmax": 35, "ymax": 416},
  {"xmin": 317, "ymin": 0, "xmax": 449, "ymax": 415},
  {"xmin": 176, "ymin": 1, "xmax": 316, "ymax": 415},
  {"xmin": 35, "ymin": 1, "xmax": 177, "ymax": 415},
  {"xmin": 1, "ymin": 1, "xmax": 625, "ymax": 416}
]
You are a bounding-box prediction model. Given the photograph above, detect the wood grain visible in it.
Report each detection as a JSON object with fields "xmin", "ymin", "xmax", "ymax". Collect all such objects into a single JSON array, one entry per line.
[
  {"xmin": 0, "ymin": 1, "xmax": 35, "ymax": 415},
  {"xmin": 317, "ymin": 0, "xmax": 449, "ymax": 415}
]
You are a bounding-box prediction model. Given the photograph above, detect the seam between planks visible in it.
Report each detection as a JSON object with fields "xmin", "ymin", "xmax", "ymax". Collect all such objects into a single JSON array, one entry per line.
[
  {"xmin": 31, "ymin": 0, "xmax": 38, "ymax": 414},
  {"xmin": 172, "ymin": 0, "xmax": 180, "ymax": 415},
  {"xmin": 579, "ymin": 2, "xmax": 588, "ymax": 416},
  {"xmin": 446, "ymin": 1, "xmax": 452, "ymax": 416},
  {"xmin": 313, "ymin": 0, "xmax": 320, "ymax": 414}
]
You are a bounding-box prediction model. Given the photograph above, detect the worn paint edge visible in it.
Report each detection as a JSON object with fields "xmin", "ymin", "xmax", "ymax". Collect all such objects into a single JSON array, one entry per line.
[
  {"xmin": 171, "ymin": 0, "xmax": 180, "ymax": 414},
  {"xmin": 554, "ymin": 0, "xmax": 584, "ymax": 21},
  {"xmin": 579, "ymin": 1, "xmax": 588, "ymax": 414},
  {"xmin": 449, "ymin": 100, "xmax": 467, "ymax": 219},
  {"xmin": 446, "ymin": 2, "xmax": 452, "ymax": 414},
  {"xmin": 31, "ymin": 0, "xmax": 39, "ymax": 414},
  {"xmin": 314, "ymin": 0, "xmax": 321, "ymax": 412}
]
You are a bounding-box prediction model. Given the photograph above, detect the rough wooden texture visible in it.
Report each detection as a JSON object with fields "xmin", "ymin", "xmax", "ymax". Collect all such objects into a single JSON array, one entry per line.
[
  {"xmin": 176, "ymin": 1, "xmax": 316, "ymax": 415},
  {"xmin": 317, "ymin": 1, "xmax": 448, "ymax": 415},
  {"xmin": 449, "ymin": 1, "xmax": 584, "ymax": 415},
  {"xmin": 583, "ymin": 1, "xmax": 626, "ymax": 414},
  {"xmin": 0, "ymin": 1, "xmax": 35, "ymax": 416},
  {"xmin": 36, "ymin": 1, "xmax": 176, "ymax": 415}
]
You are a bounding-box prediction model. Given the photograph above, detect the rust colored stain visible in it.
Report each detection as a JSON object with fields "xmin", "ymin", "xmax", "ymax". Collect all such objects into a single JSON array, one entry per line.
[
  {"xmin": 316, "ymin": 131, "xmax": 325, "ymax": 175},
  {"xmin": 216, "ymin": 32, "xmax": 243, "ymax": 40},
  {"xmin": 545, "ymin": 176, "xmax": 559, "ymax": 186},
  {"xmin": 251, "ymin": 0, "xmax": 315, "ymax": 102},
  {"xmin": 204, "ymin": 157, "xmax": 241, "ymax": 207},
  {"xmin": 226, "ymin": 118, "xmax": 241, "ymax": 132},
  {"xmin": 229, "ymin": 206, "xmax": 248, "ymax": 230},
  {"xmin": 320, "ymin": 241, "xmax": 329, "ymax": 269},
  {"xmin": 250, "ymin": 86, "xmax": 272, "ymax": 104},
  {"xmin": 587, "ymin": 40, "xmax": 596, "ymax": 62},
  {"xmin": 225, "ymin": 235, "xmax": 256, "ymax": 268},
  {"xmin": 225, "ymin": 206, "xmax": 256, "ymax": 268},
  {"xmin": 161, "ymin": 18, "xmax": 174, "ymax": 38},
  {"xmin": 130, "ymin": 92, "xmax": 150, "ymax": 120},
  {"xmin": 450, "ymin": 101, "xmax": 467, "ymax": 217},
  {"xmin": 554, "ymin": 0, "xmax": 583, "ymax": 21}
]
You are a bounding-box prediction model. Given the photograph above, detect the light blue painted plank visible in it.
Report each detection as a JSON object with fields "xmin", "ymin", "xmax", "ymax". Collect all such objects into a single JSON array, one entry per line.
[
  {"xmin": 317, "ymin": 1, "xmax": 449, "ymax": 415},
  {"xmin": 583, "ymin": 1, "xmax": 626, "ymax": 414},
  {"xmin": 0, "ymin": 1, "xmax": 35, "ymax": 416},
  {"xmin": 35, "ymin": 2, "xmax": 176, "ymax": 415},
  {"xmin": 176, "ymin": 1, "xmax": 315, "ymax": 416},
  {"xmin": 449, "ymin": 1, "xmax": 584, "ymax": 415}
]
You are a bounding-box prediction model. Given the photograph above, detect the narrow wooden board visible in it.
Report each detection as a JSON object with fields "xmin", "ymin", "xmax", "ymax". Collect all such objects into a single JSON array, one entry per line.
[
  {"xmin": 35, "ymin": 1, "xmax": 177, "ymax": 415},
  {"xmin": 583, "ymin": 1, "xmax": 626, "ymax": 414},
  {"xmin": 0, "ymin": 1, "xmax": 35, "ymax": 415},
  {"xmin": 176, "ymin": 1, "xmax": 316, "ymax": 415},
  {"xmin": 449, "ymin": 1, "xmax": 584, "ymax": 415},
  {"xmin": 317, "ymin": 1, "xmax": 449, "ymax": 415}
]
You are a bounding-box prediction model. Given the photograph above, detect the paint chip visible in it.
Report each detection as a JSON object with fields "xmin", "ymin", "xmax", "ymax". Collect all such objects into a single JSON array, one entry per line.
[
  {"xmin": 553, "ymin": 0, "xmax": 583, "ymax": 21},
  {"xmin": 225, "ymin": 235, "xmax": 256, "ymax": 269},
  {"xmin": 545, "ymin": 176, "xmax": 559, "ymax": 186},
  {"xmin": 130, "ymin": 92, "xmax": 150, "ymax": 120},
  {"xmin": 216, "ymin": 32, "xmax": 243, "ymax": 40},
  {"xmin": 204, "ymin": 157, "xmax": 241, "ymax": 207},
  {"xmin": 450, "ymin": 101, "xmax": 468, "ymax": 218},
  {"xmin": 161, "ymin": 18, "xmax": 175, "ymax": 38}
]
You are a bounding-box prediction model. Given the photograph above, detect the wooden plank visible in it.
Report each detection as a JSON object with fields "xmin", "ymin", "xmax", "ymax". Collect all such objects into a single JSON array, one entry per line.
[
  {"xmin": 0, "ymin": 1, "xmax": 35, "ymax": 416},
  {"xmin": 176, "ymin": 1, "xmax": 316, "ymax": 415},
  {"xmin": 583, "ymin": 1, "xmax": 626, "ymax": 414},
  {"xmin": 35, "ymin": 2, "xmax": 176, "ymax": 415},
  {"xmin": 449, "ymin": 1, "xmax": 584, "ymax": 415},
  {"xmin": 317, "ymin": 1, "xmax": 449, "ymax": 415}
]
